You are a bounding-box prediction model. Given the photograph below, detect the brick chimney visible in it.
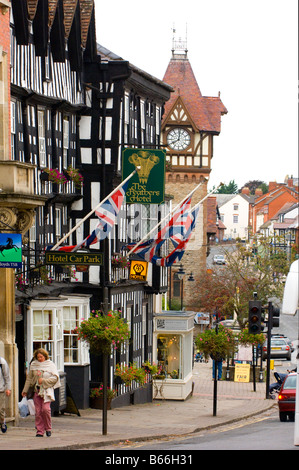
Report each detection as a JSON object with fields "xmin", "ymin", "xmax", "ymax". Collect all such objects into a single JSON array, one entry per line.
[
  {"xmin": 269, "ymin": 181, "xmax": 278, "ymax": 192},
  {"xmin": 241, "ymin": 187, "xmax": 250, "ymax": 195},
  {"xmin": 287, "ymin": 177, "xmax": 293, "ymax": 188},
  {"xmin": 255, "ymin": 188, "xmax": 263, "ymax": 196}
]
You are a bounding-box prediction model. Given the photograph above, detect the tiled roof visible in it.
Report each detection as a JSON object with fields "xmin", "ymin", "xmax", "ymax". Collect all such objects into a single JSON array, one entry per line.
[{"xmin": 162, "ymin": 56, "xmax": 227, "ymax": 133}]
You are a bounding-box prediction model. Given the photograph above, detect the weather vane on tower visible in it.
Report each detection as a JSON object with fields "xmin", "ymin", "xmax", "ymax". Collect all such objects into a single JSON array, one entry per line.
[{"xmin": 171, "ymin": 23, "xmax": 188, "ymax": 58}]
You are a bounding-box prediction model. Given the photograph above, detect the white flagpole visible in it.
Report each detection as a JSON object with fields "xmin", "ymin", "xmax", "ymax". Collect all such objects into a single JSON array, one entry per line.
[
  {"xmin": 127, "ymin": 181, "xmax": 223, "ymax": 256},
  {"xmin": 190, "ymin": 182, "xmax": 224, "ymax": 213},
  {"xmin": 51, "ymin": 168, "xmax": 139, "ymax": 251}
]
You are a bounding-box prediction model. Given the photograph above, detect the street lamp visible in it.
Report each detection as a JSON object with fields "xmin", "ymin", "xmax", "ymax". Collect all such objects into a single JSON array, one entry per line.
[{"xmin": 177, "ymin": 265, "xmax": 185, "ymax": 310}]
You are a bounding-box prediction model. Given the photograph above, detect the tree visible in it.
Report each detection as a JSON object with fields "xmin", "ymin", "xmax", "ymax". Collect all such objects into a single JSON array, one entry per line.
[
  {"xmin": 215, "ymin": 180, "xmax": 238, "ymax": 194},
  {"xmin": 188, "ymin": 238, "xmax": 291, "ymax": 329},
  {"xmin": 241, "ymin": 180, "xmax": 268, "ymax": 195}
]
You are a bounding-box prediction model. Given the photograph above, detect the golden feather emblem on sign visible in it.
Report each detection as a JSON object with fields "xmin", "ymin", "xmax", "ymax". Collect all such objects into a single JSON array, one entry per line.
[{"xmin": 128, "ymin": 150, "xmax": 160, "ymax": 184}]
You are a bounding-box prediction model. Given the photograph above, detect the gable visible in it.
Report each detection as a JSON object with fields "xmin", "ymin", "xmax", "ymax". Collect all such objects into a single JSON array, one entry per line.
[{"xmin": 162, "ymin": 95, "xmax": 197, "ymax": 130}]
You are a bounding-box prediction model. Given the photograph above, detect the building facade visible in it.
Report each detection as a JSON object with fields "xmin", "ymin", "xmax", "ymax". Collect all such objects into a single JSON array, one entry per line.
[
  {"xmin": 2, "ymin": 0, "xmax": 172, "ymax": 415},
  {"xmin": 161, "ymin": 40, "xmax": 227, "ymax": 308}
]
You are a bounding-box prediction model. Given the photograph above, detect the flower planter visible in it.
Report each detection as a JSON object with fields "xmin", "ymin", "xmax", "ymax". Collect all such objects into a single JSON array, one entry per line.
[{"xmin": 90, "ymin": 396, "xmax": 112, "ymax": 410}]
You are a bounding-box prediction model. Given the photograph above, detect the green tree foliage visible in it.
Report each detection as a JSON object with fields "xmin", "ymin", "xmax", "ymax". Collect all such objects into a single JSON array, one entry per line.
[
  {"xmin": 241, "ymin": 180, "xmax": 268, "ymax": 195},
  {"xmin": 215, "ymin": 180, "xmax": 238, "ymax": 194},
  {"xmin": 189, "ymin": 237, "xmax": 291, "ymax": 329}
]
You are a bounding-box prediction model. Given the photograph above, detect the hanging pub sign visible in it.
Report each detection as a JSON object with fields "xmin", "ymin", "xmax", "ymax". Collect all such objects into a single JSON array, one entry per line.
[
  {"xmin": 122, "ymin": 148, "xmax": 165, "ymax": 204},
  {"xmin": 0, "ymin": 233, "xmax": 22, "ymax": 268},
  {"xmin": 45, "ymin": 251, "xmax": 103, "ymax": 266},
  {"xmin": 129, "ymin": 260, "xmax": 148, "ymax": 281}
]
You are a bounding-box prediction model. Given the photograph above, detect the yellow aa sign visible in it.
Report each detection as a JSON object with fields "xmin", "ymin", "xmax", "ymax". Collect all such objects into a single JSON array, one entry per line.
[{"xmin": 129, "ymin": 260, "xmax": 148, "ymax": 281}]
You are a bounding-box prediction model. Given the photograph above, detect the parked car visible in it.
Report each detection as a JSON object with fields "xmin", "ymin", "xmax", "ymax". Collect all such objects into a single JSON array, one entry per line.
[
  {"xmin": 262, "ymin": 337, "xmax": 292, "ymax": 361},
  {"xmin": 213, "ymin": 254, "xmax": 226, "ymax": 265},
  {"xmin": 278, "ymin": 372, "xmax": 297, "ymax": 421},
  {"xmin": 272, "ymin": 334, "xmax": 294, "ymax": 353},
  {"xmin": 219, "ymin": 319, "xmax": 241, "ymax": 332}
]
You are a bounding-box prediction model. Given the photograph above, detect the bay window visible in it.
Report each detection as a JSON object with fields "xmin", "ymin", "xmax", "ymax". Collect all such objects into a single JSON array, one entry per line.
[{"xmin": 27, "ymin": 296, "xmax": 90, "ymax": 370}]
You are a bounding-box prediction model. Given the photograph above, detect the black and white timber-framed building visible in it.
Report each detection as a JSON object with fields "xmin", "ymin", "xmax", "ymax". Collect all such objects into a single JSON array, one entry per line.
[{"xmin": 9, "ymin": 0, "xmax": 172, "ymax": 409}]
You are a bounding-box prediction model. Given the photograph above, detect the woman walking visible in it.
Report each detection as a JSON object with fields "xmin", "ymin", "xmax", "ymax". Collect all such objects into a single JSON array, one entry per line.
[{"xmin": 22, "ymin": 348, "xmax": 60, "ymax": 437}]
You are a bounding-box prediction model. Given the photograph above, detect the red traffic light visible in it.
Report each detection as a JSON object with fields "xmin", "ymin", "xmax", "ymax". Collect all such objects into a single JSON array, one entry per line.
[{"xmin": 248, "ymin": 300, "xmax": 262, "ymax": 334}]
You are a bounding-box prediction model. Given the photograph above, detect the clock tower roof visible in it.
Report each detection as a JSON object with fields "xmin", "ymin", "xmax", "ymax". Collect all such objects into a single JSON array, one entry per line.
[{"xmin": 162, "ymin": 55, "xmax": 227, "ymax": 134}]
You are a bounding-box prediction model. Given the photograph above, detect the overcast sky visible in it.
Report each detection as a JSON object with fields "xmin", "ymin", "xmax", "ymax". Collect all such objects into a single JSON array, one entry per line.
[{"xmin": 94, "ymin": 0, "xmax": 298, "ymax": 191}]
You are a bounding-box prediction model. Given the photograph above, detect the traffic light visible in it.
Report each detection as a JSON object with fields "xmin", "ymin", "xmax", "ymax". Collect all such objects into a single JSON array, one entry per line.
[
  {"xmin": 248, "ymin": 300, "xmax": 262, "ymax": 334},
  {"xmin": 269, "ymin": 303, "xmax": 280, "ymax": 328}
]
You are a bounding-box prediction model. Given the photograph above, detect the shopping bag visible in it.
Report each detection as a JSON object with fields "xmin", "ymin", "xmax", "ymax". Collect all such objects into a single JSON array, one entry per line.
[
  {"xmin": 18, "ymin": 397, "xmax": 29, "ymax": 418},
  {"xmin": 27, "ymin": 398, "xmax": 35, "ymax": 416}
]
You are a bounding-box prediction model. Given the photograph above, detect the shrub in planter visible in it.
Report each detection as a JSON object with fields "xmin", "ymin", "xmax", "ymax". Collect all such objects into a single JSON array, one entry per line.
[
  {"xmin": 114, "ymin": 363, "xmax": 147, "ymax": 386},
  {"xmin": 90, "ymin": 385, "xmax": 116, "ymax": 409}
]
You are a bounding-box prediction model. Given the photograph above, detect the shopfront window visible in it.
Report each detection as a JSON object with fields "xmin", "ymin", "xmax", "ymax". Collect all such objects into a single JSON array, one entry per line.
[{"xmin": 157, "ymin": 334, "xmax": 182, "ymax": 379}]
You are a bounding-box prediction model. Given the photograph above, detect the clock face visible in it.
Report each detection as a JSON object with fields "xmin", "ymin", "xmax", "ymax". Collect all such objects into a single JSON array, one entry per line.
[{"xmin": 167, "ymin": 128, "xmax": 191, "ymax": 150}]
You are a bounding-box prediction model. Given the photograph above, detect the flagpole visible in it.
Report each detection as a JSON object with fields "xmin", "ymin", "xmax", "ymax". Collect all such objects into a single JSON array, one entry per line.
[
  {"xmin": 127, "ymin": 181, "xmax": 223, "ymax": 256},
  {"xmin": 190, "ymin": 182, "xmax": 224, "ymax": 212},
  {"xmin": 51, "ymin": 168, "xmax": 139, "ymax": 251},
  {"xmin": 126, "ymin": 180, "xmax": 204, "ymax": 256}
]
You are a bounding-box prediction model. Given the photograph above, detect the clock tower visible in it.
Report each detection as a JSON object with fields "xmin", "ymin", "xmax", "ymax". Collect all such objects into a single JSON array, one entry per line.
[{"xmin": 161, "ymin": 36, "xmax": 227, "ymax": 308}]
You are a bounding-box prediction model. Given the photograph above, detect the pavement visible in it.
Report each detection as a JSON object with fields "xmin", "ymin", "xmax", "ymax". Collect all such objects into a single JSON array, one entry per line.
[{"xmin": 0, "ymin": 360, "xmax": 277, "ymax": 451}]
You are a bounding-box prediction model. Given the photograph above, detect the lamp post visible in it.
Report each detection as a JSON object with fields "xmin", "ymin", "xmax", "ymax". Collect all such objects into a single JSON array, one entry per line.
[{"xmin": 177, "ymin": 265, "xmax": 185, "ymax": 310}]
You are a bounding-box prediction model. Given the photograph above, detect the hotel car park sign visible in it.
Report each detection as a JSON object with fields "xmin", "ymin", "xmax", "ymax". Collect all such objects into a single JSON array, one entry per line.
[{"xmin": 45, "ymin": 251, "xmax": 103, "ymax": 266}]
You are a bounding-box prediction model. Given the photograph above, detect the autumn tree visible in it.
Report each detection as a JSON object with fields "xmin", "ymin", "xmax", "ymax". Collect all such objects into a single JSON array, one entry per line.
[{"xmin": 188, "ymin": 238, "xmax": 290, "ymax": 329}]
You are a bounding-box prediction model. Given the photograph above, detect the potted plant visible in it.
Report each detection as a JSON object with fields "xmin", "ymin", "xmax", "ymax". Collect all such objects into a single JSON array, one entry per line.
[
  {"xmin": 90, "ymin": 385, "xmax": 116, "ymax": 409},
  {"xmin": 76, "ymin": 309, "xmax": 130, "ymax": 355},
  {"xmin": 170, "ymin": 370, "xmax": 179, "ymax": 379},
  {"xmin": 142, "ymin": 361, "xmax": 159, "ymax": 375}
]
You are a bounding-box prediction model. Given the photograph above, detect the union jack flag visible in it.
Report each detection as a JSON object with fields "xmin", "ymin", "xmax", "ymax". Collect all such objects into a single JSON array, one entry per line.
[
  {"xmin": 49, "ymin": 179, "xmax": 130, "ymax": 252},
  {"xmin": 127, "ymin": 196, "xmax": 199, "ymax": 266},
  {"xmin": 151, "ymin": 206, "xmax": 199, "ymax": 267}
]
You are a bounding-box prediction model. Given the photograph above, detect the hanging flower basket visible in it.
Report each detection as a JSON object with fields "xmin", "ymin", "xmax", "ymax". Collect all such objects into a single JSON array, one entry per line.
[
  {"xmin": 66, "ymin": 165, "xmax": 84, "ymax": 188},
  {"xmin": 76, "ymin": 310, "xmax": 130, "ymax": 355},
  {"xmin": 238, "ymin": 328, "xmax": 266, "ymax": 347},
  {"xmin": 111, "ymin": 254, "xmax": 130, "ymax": 269},
  {"xmin": 42, "ymin": 168, "xmax": 68, "ymax": 185},
  {"xmin": 195, "ymin": 325, "xmax": 236, "ymax": 361}
]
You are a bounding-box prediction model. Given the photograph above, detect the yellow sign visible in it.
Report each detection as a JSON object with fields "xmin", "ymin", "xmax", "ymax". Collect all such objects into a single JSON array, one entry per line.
[
  {"xmin": 234, "ymin": 363, "xmax": 250, "ymax": 383},
  {"xmin": 129, "ymin": 260, "xmax": 148, "ymax": 281}
]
